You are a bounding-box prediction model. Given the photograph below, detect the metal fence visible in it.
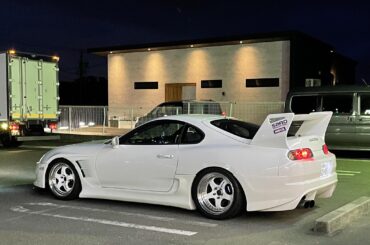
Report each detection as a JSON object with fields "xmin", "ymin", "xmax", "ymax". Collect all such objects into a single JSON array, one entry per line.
[{"xmin": 58, "ymin": 102, "xmax": 285, "ymax": 135}]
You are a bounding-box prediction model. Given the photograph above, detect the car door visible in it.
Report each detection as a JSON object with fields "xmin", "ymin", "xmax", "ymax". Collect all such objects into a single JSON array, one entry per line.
[
  {"xmin": 95, "ymin": 120, "xmax": 185, "ymax": 192},
  {"xmin": 355, "ymin": 93, "xmax": 370, "ymax": 149},
  {"xmin": 322, "ymin": 93, "xmax": 356, "ymax": 149}
]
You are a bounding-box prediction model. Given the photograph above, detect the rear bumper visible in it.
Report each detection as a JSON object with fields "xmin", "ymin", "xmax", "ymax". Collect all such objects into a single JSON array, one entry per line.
[
  {"xmin": 260, "ymin": 174, "xmax": 337, "ymax": 211},
  {"xmin": 245, "ymin": 154, "xmax": 338, "ymax": 211}
]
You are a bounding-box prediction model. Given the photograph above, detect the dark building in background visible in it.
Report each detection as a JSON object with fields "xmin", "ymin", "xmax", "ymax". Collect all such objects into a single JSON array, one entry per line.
[
  {"xmin": 288, "ymin": 32, "xmax": 357, "ymax": 88},
  {"xmin": 59, "ymin": 76, "xmax": 108, "ymax": 105}
]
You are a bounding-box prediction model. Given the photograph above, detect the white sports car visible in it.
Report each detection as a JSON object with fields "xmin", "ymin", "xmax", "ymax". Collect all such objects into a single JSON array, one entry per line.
[{"xmin": 34, "ymin": 112, "xmax": 337, "ymax": 220}]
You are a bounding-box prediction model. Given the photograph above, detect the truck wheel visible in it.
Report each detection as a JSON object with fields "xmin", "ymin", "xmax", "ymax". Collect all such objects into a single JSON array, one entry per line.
[{"xmin": 1, "ymin": 137, "xmax": 22, "ymax": 148}]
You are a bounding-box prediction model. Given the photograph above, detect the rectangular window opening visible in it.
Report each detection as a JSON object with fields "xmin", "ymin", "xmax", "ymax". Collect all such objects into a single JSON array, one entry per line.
[
  {"xmin": 201, "ymin": 80, "xmax": 222, "ymax": 88},
  {"xmin": 134, "ymin": 81, "xmax": 158, "ymax": 89},
  {"xmin": 246, "ymin": 78, "xmax": 279, "ymax": 87}
]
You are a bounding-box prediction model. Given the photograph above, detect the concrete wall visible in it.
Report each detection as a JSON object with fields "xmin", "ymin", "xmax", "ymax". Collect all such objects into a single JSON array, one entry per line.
[{"xmin": 108, "ymin": 41, "xmax": 290, "ymax": 117}]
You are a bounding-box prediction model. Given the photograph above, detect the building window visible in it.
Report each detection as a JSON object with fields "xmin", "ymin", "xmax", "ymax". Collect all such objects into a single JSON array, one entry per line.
[
  {"xmin": 134, "ymin": 82, "xmax": 158, "ymax": 89},
  {"xmin": 245, "ymin": 78, "xmax": 279, "ymax": 87},
  {"xmin": 201, "ymin": 80, "xmax": 222, "ymax": 88}
]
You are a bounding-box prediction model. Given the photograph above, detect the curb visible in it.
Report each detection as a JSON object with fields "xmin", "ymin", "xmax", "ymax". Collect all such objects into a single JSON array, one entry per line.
[{"xmin": 314, "ymin": 196, "xmax": 370, "ymax": 235}]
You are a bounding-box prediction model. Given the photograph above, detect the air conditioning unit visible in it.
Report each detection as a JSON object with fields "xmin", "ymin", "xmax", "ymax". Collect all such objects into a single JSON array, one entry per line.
[{"xmin": 305, "ymin": 79, "xmax": 321, "ymax": 87}]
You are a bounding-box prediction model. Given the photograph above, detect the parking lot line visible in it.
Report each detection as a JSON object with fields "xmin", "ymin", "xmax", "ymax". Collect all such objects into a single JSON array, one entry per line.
[
  {"xmin": 27, "ymin": 202, "xmax": 218, "ymax": 227},
  {"xmin": 11, "ymin": 205, "xmax": 197, "ymax": 236},
  {"xmin": 337, "ymin": 173, "xmax": 355, "ymax": 176},
  {"xmin": 20, "ymin": 145, "xmax": 57, "ymax": 150},
  {"xmin": 337, "ymin": 170, "xmax": 361, "ymax": 174}
]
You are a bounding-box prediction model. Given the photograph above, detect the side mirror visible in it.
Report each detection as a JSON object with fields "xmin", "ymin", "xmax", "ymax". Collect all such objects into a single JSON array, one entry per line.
[{"xmin": 111, "ymin": 136, "xmax": 119, "ymax": 149}]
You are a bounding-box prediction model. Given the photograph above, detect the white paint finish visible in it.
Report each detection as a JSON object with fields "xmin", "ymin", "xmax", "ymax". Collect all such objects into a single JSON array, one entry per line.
[
  {"xmin": 11, "ymin": 206, "xmax": 197, "ymax": 236},
  {"xmin": 108, "ymin": 41, "xmax": 290, "ymax": 116},
  {"xmin": 34, "ymin": 113, "xmax": 338, "ymax": 213},
  {"xmin": 0, "ymin": 53, "xmax": 8, "ymax": 121},
  {"xmin": 95, "ymin": 144, "xmax": 179, "ymax": 191}
]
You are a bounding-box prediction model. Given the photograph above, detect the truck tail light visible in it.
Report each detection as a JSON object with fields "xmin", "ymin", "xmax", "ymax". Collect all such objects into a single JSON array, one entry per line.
[
  {"xmin": 9, "ymin": 123, "xmax": 19, "ymax": 131},
  {"xmin": 322, "ymin": 144, "xmax": 329, "ymax": 155},
  {"xmin": 288, "ymin": 148, "xmax": 313, "ymax": 160},
  {"xmin": 48, "ymin": 122, "xmax": 58, "ymax": 130}
]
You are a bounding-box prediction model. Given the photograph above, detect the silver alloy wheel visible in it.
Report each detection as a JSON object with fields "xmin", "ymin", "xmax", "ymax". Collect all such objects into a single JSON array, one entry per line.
[
  {"xmin": 48, "ymin": 162, "xmax": 76, "ymax": 197},
  {"xmin": 196, "ymin": 172, "xmax": 234, "ymax": 215}
]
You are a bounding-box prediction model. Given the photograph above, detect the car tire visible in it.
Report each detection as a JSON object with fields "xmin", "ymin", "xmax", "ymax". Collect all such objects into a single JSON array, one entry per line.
[
  {"xmin": 47, "ymin": 159, "xmax": 81, "ymax": 200},
  {"xmin": 192, "ymin": 168, "xmax": 245, "ymax": 220}
]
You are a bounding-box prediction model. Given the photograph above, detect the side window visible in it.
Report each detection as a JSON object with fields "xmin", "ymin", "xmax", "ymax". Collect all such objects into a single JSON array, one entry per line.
[
  {"xmin": 291, "ymin": 95, "xmax": 321, "ymax": 114},
  {"xmin": 181, "ymin": 126, "xmax": 204, "ymax": 144},
  {"xmin": 121, "ymin": 121, "xmax": 185, "ymax": 145},
  {"xmin": 322, "ymin": 95, "xmax": 353, "ymax": 114},
  {"xmin": 211, "ymin": 119, "xmax": 259, "ymax": 139},
  {"xmin": 360, "ymin": 94, "xmax": 370, "ymax": 115}
]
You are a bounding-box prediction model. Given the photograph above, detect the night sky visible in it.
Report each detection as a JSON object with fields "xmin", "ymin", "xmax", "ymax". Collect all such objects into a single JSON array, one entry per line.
[{"xmin": 1, "ymin": 1, "xmax": 370, "ymax": 84}]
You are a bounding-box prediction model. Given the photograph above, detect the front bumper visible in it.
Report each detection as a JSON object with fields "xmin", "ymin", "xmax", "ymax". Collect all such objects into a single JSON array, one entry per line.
[{"xmin": 34, "ymin": 161, "xmax": 47, "ymax": 188}]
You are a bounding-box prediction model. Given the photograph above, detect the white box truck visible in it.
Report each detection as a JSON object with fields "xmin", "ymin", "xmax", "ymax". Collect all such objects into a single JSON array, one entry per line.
[{"xmin": 0, "ymin": 50, "xmax": 60, "ymax": 147}]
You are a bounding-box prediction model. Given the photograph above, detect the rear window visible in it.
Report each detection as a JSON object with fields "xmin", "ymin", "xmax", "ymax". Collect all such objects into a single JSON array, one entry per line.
[{"xmin": 211, "ymin": 119, "xmax": 259, "ymax": 139}]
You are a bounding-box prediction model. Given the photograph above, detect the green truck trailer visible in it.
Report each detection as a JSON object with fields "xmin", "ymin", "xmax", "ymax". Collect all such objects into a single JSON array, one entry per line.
[{"xmin": 0, "ymin": 50, "xmax": 60, "ymax": 147}]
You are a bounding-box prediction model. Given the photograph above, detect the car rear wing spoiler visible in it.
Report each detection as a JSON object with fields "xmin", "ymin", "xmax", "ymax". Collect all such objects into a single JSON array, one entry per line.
[{"xmin": 250, "ymin": 112, "xmax": 332, "ymax": 148}]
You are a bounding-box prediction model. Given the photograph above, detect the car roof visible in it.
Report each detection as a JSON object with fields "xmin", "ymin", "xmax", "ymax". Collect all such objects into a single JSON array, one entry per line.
[
  {"xmin": 153, "ymin": 114, "xmax": 226, "ymax": 125},
  {"xmin": 157, "ymin": 100, "xmax": 217, "ymax": 107}
]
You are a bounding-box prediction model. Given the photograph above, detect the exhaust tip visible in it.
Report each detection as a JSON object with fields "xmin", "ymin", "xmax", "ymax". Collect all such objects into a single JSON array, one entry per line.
[
  {"xmin": 309, "ymin": 200, "xmax": 315, "ymax": 208},
  {"xmin": 304, "ymin": 202, "xmax": 310, "ymax": 208}
]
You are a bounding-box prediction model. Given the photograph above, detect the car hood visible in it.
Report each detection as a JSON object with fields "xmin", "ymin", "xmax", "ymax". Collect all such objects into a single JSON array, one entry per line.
[{"xmin": 41, "ymin": 140, "xmax": 109, "ymax": 162}]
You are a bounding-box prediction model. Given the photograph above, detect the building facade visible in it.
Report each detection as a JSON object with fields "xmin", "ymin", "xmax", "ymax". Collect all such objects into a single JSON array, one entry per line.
[{"xmin": 90, "ymin": 31, "xmax": 356, "ymax": 117}]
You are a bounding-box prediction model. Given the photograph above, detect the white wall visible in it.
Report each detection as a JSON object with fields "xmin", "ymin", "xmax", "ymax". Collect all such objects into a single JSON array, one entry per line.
[{"xmin": 108, "ymin": 41, "xmax": 290, "ymax": 116}]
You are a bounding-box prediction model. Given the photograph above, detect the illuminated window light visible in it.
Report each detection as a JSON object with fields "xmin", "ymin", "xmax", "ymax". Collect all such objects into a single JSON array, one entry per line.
[
  {"xmin": 190, "ymin": 44, "xmax": 194, "ymax": 48},
  {"xmin": 52, "ymin": 56, "xmax": 60, "ymax": 61},
  {"xmin": 147, "ymin": 48, "xmax": 151, "ymax": 51},
  {"xmin": 239, "ymin": 41, "xmax": 243, "ymax": 44},
  {"xmin": 109, "ymin": 51, "xmax": 113, "ymax": 54},
  {"xmin": 9, "ymin": 49, "xmax": 16, "ymax": 54}
]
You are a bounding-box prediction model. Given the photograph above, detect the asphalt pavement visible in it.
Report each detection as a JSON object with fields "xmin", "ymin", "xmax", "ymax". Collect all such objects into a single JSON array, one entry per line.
[{"xmin": 0, "ymin": 142, "xmax": 369, "ymax": 245}]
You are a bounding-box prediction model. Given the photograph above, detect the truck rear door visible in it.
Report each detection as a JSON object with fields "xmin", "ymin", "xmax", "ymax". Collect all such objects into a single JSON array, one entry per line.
[{"xmin": 9, "ymin": 55, "xmax": 59, "ymax": 121}]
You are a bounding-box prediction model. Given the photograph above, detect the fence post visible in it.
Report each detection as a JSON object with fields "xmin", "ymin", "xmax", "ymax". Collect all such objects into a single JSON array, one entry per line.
[
  {"xmin": 230, "ymin": 102, "xmax": 234, "ymax": 117},
  {"xmin": 130, "ymin": 108, "xmax": 134, "ymax": 129},
  {"xmin": 102, "ymin": 106, "xmax": 106, "ymax": 135},
  {"xmin": 68, "ymin": 106, "xmax": 72, "ymax": 133}
]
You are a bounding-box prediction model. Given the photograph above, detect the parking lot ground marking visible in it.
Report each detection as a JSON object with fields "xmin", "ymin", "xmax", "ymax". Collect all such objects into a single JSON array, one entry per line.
[
  {"xmin": 6, "ymin": 150, "xmax": 32, "ymax": 153},
  {"xmin": 20, "ymin": 145, "xmax": 57, "ymax": 150},
  {"xmin": 11, "ymin": 205, "xmax": 197, "ymax": 236},
  {"xmin": 336, "ymin": 158, "xmax": 370, "ymax": 162},
  {"xmin": 337, "ymin": 170, "xmax": 361, "ymax": 174},
  {"xmin": 27, "ymin": 202, "xmax": 218, "ymax": 228},
  {"xmin": 337, "ymin": 173, "xmax": 355, "ymax": 176}
]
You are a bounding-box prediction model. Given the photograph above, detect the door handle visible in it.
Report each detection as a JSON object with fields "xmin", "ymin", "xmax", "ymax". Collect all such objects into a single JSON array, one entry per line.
[{"xmin": 156, "ymin": 154, "xmax": 174, "ymax": 159}]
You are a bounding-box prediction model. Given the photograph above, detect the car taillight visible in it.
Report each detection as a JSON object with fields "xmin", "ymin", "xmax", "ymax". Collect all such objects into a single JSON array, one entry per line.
[
  {"xmin": 322, "ymin": 144, "xmax": 329, "ymax": 155},
  {"xmin": 288, "ymin": 148, "xmax": 313, "ymax": 160}
]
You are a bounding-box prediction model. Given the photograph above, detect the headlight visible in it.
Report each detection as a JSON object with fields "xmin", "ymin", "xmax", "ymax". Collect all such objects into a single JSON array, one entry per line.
[{"xmin": 1, "ymin": 122, "xmax": 8, "ymax": 130}]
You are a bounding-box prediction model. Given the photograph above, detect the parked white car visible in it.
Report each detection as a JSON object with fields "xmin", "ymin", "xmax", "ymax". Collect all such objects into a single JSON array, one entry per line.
[{"xmin": 34, "ymin": 112, "xmax": 337, "ymax": 219}]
